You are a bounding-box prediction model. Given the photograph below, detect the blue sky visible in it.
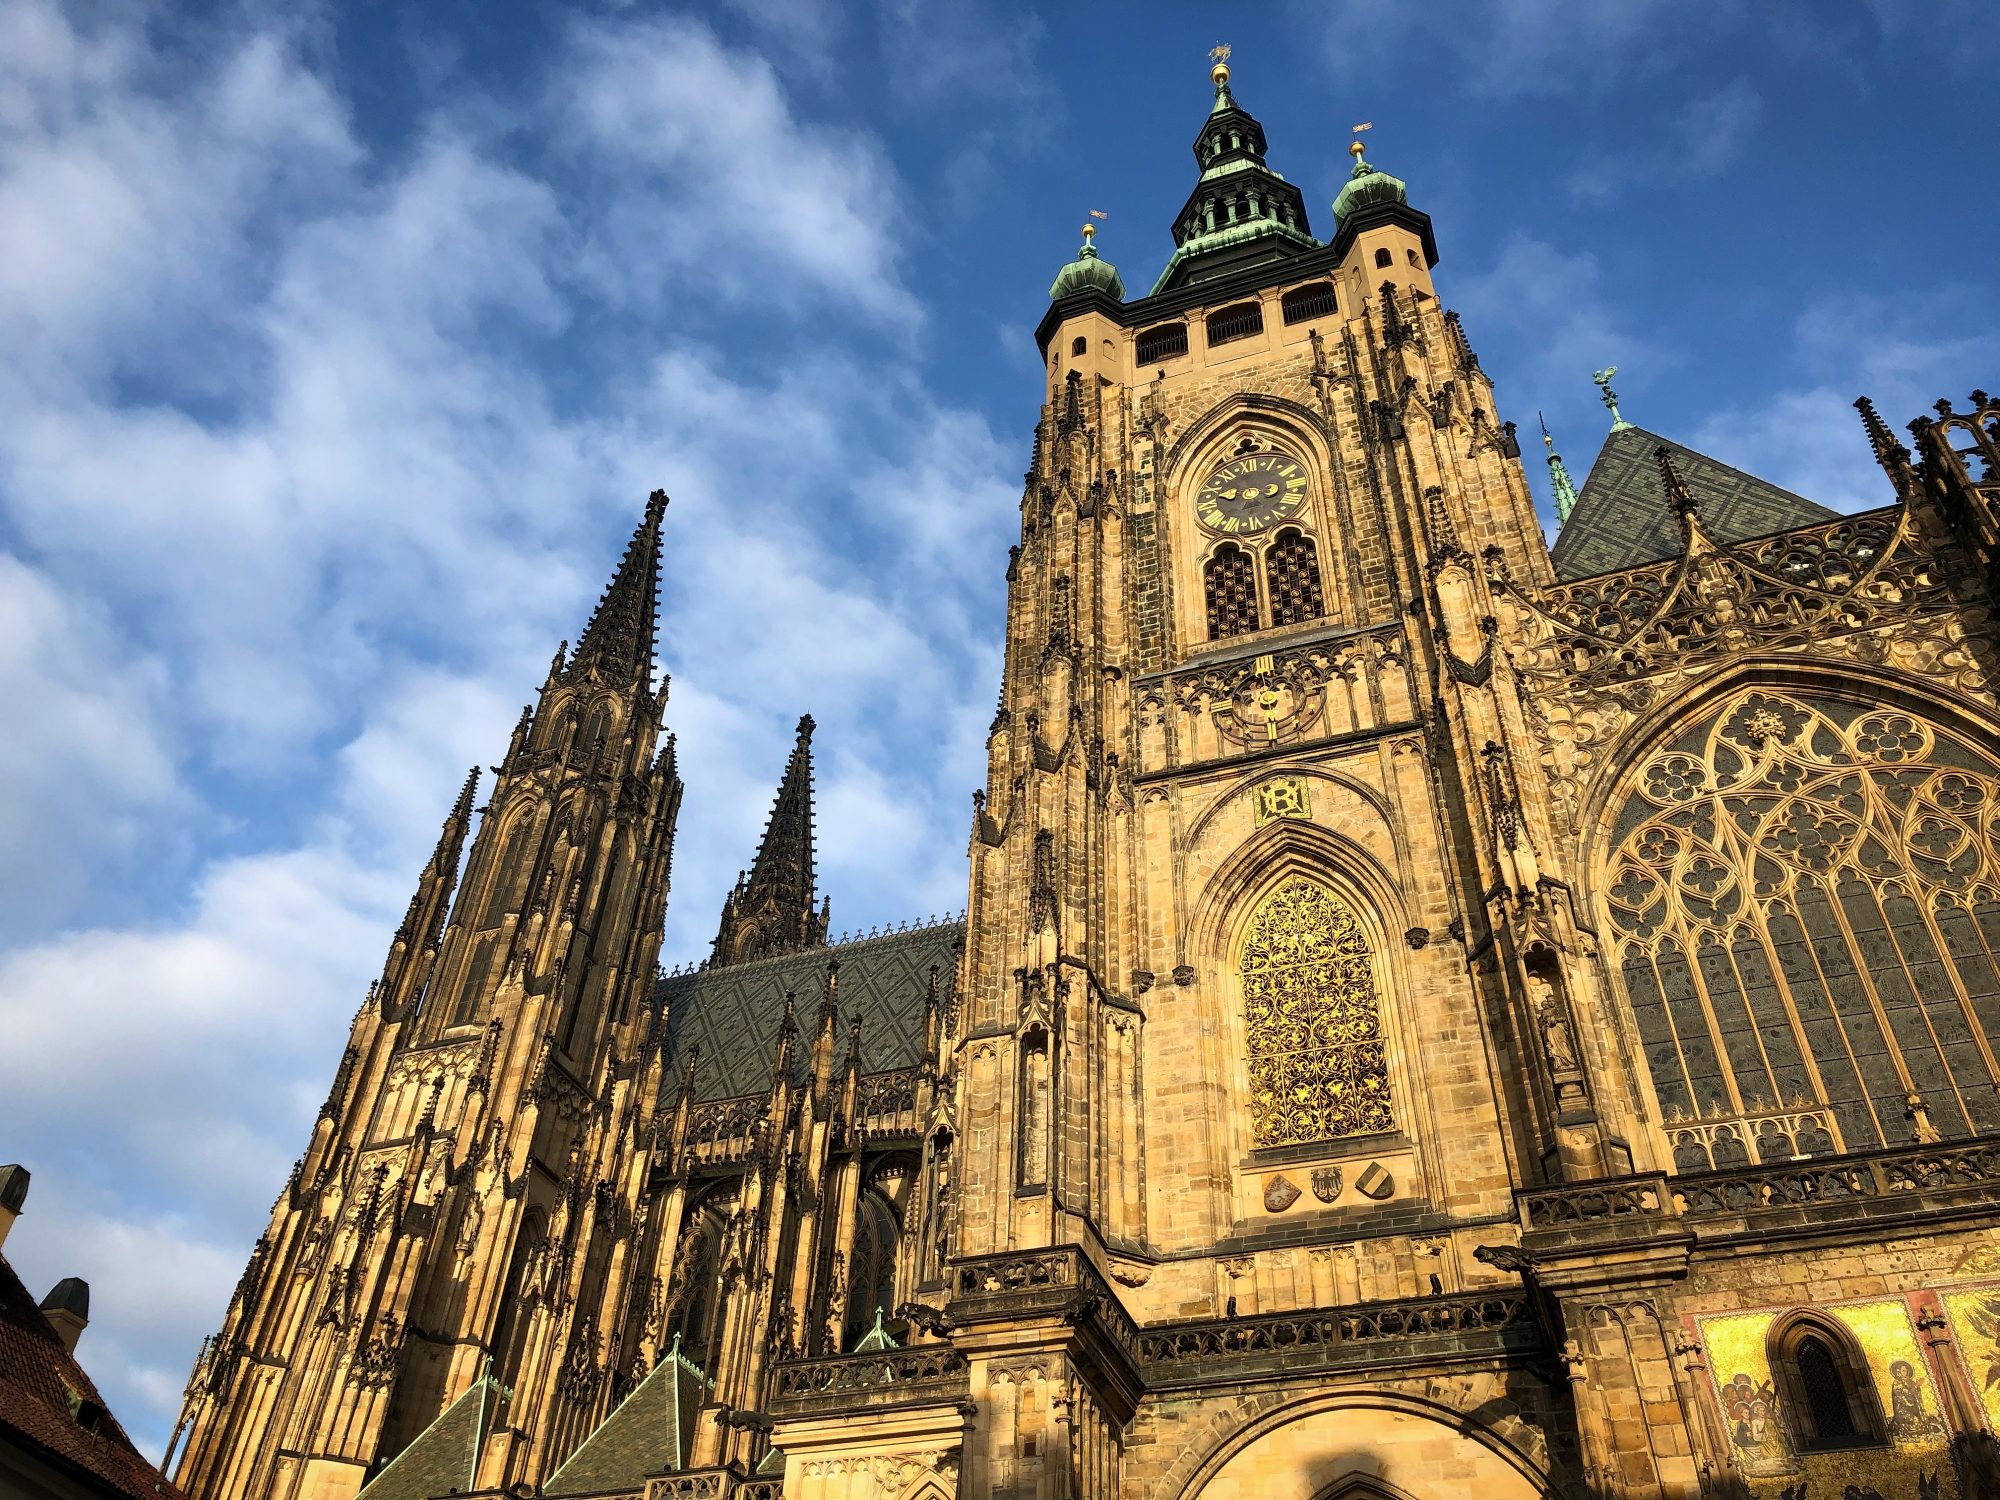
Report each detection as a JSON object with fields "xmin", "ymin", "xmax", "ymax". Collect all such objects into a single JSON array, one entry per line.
[{"xmin": 0, "ymin": 0, "xmax": 1992, "ymax": 1459}]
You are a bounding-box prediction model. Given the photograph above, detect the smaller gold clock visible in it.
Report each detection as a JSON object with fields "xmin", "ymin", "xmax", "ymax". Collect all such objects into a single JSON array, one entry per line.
[{"xmin": 1195, "ymin": 451, "xmax": 1308, "ymax": 534}]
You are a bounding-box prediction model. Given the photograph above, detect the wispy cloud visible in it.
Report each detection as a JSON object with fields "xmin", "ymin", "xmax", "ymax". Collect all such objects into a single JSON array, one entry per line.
[{"xmin": 0, "ymin": 1, "xmax": 1010, "ymax": 1456}]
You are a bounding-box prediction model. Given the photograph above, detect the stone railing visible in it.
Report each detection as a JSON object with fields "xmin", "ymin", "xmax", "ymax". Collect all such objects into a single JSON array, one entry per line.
[
  {"xmin": 643, "ymin": 1475, "xmax": 723, "ymax": 1500},
  {"xmin": 854, "ymin": 1066, "xmax": 922, "ymax": 1135},
  {"xmin": 769, "ymin": 1344, "xmax": 969, "ymax": 1401},
  {"xmin": 1674, "ymin": 1136, "xmax": 2000, "ymax": 1218},
  {"xmin": 1519, "ymin": 1173, "xmax": 1670, "ymax": 1229},
  {"xmin": 948, "ymin": 1246, "xmax": 1140, "ymax": 1358},
  {"xmin": 680, "ymin": 1093, "xmax": 766, "ymax": 1163},
  {"xmin": 734, "ymin": 1480, "xmax": 784, "ymax": 1500},
  {"xmin": 1136, "ymin": 1290, "xmax": 1531, "ymax": 1375}
]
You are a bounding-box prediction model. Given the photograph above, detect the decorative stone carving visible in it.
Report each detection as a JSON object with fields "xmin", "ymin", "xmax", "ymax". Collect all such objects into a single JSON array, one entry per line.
[
  {"xmin": 1355, "ymin": 1162, "xmax": 1395, "ymax": 1200},
  {"xmin": 1311, "ymin": 1167, "xmax": 1344, "ymax": 1203},
  {"xmin": 1263, "ymin": 1174, "xmax": 1301, "ymax": 1212}
]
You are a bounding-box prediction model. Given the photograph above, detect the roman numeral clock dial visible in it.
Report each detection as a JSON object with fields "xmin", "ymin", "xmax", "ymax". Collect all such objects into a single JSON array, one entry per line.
[{"xmin": 1195, "ymin": 451, "xmax": 1307, "ymax": 534}]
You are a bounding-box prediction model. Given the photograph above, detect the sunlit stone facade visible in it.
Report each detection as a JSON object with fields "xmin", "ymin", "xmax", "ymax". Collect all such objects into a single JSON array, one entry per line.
[{"xmin": 171, "ymin": 58, "xmax": 2000, "ymax": 1500}]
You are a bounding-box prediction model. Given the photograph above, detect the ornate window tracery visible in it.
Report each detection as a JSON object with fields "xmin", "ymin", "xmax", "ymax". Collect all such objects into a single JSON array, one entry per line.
[
  {"xmin": 1266, "ymin": 528, "xmax": 1326, "ymax": 627},
  {"xmin": 1605, "ymin": 688, "xmax": 2000, "ymax": 1164},
  {"xmin": 1241, "ymin": 878, "xmax": 1394, "ymax": 1147},
  {"xmin": 1204, "ymin": 544, "xmax": 1259, "ymax": 639}
]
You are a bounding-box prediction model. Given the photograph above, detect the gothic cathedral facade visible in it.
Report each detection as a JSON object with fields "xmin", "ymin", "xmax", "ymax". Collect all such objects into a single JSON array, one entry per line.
[{"xmin": 170, "ymin": 59, "xmax": 2000, "ymax": 1500}]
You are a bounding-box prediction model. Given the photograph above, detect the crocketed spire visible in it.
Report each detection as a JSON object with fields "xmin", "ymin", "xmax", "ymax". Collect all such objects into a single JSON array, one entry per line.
[
  {"xmin": 568, "ymin": 489, "xmax": 667, "ymax": 684},
  {"xmin": 711, "ymin": 714, "xmax": 831, "ymax": 967}
]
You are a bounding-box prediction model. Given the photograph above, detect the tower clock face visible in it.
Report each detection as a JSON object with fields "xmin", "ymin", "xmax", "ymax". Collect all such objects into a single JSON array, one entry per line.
[{"xmin": 1195, "ymin": 451, "xmax": 1308, "ymax": 534}]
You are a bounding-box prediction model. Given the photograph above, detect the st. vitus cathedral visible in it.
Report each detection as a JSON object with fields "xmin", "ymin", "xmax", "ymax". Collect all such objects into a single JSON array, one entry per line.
[{"xmin": 169, "ymin": 55, "xmax": 2000, "ymax": 1500}]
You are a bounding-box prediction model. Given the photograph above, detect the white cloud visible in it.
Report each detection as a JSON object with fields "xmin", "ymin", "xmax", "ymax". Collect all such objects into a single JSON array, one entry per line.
[
  {"xmin": 1686, "ymin": 292, "xmax": 2000, "ymax": 512},
  {"xmin": 555, "ymin": 12, "xmax": 919, "ymax": 328},
  {"xmin": 0, "ymin": 4, "xmax": 1014, "ymax": 1460}
]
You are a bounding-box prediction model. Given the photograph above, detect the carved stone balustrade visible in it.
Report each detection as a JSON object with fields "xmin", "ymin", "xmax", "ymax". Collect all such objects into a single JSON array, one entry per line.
[
  {"xmin": 1672, "ymin": 1135, "xmax": 2000, "ymax": 1238},
  {"xmin": 768, "ymin": 1344, "xmax": 970, "ymax": 1417}
]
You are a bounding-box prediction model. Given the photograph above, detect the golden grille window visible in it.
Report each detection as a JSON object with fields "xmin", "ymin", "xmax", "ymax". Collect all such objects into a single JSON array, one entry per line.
[
  {"xmin": 1605, "ymin": 689, "xmax": 2000, "ymax": 1163},
  {"xmin": 1266, "ymin": 528, "xmax": 1325, "ymax": 626},
  {"xmin": 1241, "ymin": 878, "xmax": 1394, "ymax": 1147},
  {"xmin": 1203, "ymin": 544, "xmax": 1258, "ymax": 639}
]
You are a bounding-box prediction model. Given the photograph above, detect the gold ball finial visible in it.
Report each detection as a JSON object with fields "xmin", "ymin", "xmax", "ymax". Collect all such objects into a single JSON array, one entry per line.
[
  {"xmin": 1208, "ymin": 42, "xmax": 1231, "ymax": 89},
  {"xmin": 1211, "ymin": 60, "xmax": 1230, "ymax": 87},
  {"xmin": 1081, "ymin": 221, "xmax": 1096, "ymax": 244},
  {"xmin": 1350, "ymin": 140, "xmax": 1367, "ymax": 159}
]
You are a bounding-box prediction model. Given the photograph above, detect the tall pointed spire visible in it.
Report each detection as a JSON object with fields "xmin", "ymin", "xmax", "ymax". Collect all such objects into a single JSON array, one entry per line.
[
  {"xmin": 710, "ymin": 714, "xmax": 830, "ymax": 967},
  {"xmin": 568, "ymin": 489, "xmax": 668, "ymax": 684},
  {"xmin": 1540, "ymin": 412, "xmax": 1580, "ymax": 527}
]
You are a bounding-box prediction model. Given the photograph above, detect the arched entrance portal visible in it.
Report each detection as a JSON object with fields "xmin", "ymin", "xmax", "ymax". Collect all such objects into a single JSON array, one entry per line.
[{"xmin": 1179, "ymin": 1397, "xmax": 1547, "ymax": 1500}]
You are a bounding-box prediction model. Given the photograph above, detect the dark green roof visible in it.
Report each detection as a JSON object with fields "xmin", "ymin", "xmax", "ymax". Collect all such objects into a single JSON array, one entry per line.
[
  {"xmin": 1550, "ymin": 425, "xmax": 1838, "ymax": 580},
  {"xmin": 543, "ymin": 1346, "xmax": 708, "ymax": 1497},
  {"xmin": 1049, "ymin": 243, "xmax": 1124, "ymax": 302},
  {"xmin": 660, "ymin": 920, "xmax": 960, "ymax": 1101},
  {"xmin": 356, "ymin": 1378, "xmax": 493, "ymax": 1500}
]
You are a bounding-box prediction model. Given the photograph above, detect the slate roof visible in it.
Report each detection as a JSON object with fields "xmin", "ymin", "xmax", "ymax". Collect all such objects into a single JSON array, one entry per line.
[
  {"xmin": 542, "ymin": 1345, "xmax": 708, "ymax": 1496},
  {"xmin": 0, "ymin": 1247, "xmax": 183, "ymax": 1500},
  {"xmin": 1550, "ymin": 425, "xmax": 1837, "ymax": 580},
  {"xmin": 354, "ymin": 1377, "xmax": 494, "ymax": 1500},
  {"xmin": 660, "ymin": 920, "xmax": 962, "ymax": 1102}
]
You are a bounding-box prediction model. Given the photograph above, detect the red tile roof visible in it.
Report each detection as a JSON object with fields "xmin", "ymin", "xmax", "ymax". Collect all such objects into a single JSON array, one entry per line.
[{"xmin": 0, "ymin": 1250, "xmax": 184, "ymax": 1500}]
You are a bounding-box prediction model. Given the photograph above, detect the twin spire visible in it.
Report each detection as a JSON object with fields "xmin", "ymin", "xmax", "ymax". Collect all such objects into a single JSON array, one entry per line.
[
  {"xmin": 566, "ymin": 488, "xmax": 668, "ymax": 685},
  {"xmin": 711, "ymin": 714, "xmax": 831, "ymax": 967}
]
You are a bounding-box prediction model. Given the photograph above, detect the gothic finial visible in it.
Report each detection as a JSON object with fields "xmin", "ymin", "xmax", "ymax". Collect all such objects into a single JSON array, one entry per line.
[
  {"xmin": 1539, "ymin": 412, "xmax": 1580, "ymax": 526},
  {"xmin": 568, "ymin": 490, "xmax": 668, "ymax": 684},
  {"xmin": 1592, "ymin": 367, "xmax": 1633, "ymax": 432},
  {"xmin": 1208, "ymin": 41, "xmax": 1232, "ymax": 97},
  {"xmin": 1654, "ymin": 445, "xmax": 1697, "ymax": 517},
  {"xmin": 1854, "ymin": 395, "xmax": 1912, "ymax": 475}
]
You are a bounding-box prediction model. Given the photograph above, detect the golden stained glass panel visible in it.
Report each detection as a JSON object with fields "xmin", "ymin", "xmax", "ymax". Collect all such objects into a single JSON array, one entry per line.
[{"xmin": 1241, "ymin": 878, "xmax": 1393, "ymax": 1146}]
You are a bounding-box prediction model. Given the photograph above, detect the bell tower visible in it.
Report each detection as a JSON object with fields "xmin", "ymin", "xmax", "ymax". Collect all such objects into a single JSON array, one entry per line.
[{"xmin": 945, "ymin": 53, "xmax": 1650, "ymax": 1498}]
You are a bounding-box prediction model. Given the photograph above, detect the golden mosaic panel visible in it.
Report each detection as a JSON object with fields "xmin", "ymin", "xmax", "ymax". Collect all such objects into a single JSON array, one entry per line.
[
  {"xmin": 1697, "ymin": 1300, "xmax": 1955, "ymax": 1498},
  {"xmin": 1942, "ymin": 1287, "xmax": 2000, "ymax": 1427},
  {"xmin": 1241, "ymin": 878, "xmax": 1393, "ymax": 1147}
]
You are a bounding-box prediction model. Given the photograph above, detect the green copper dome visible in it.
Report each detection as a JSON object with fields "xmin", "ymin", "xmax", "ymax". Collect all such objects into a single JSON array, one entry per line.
[
  {"xmin": 1049, "ymin": 236, "xmax": 1124, "ymax": 302},
  {"xmin": 1332, "ymin": 150, "xmax": 1408, "ymax": 226}
]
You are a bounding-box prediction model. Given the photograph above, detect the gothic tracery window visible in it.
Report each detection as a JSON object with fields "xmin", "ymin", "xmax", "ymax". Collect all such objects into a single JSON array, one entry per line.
[
  {"xmin": 1241, "ymin": 878, "xmax": 1394, "ymax": 1147},
  {"xmin": 1204, "ymin": 544, "xmax": 1259, "ymax": 640},
  {"xmin": 1266, "ymin": 528, "xmax": 1326, "ymax": 627},
  {"xmin": 1605, "ymin": 689, "xmax": 2000, "ymax": 1164}
]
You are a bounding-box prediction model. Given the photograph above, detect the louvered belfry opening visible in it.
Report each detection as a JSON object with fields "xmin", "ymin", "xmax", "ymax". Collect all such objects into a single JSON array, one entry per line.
[
  {"xmin": 1204, "ymin": 544, "xmax": 1259, "ymax": 638},
  {"xmin": 1266, "ymin": 528, "xmax": 1325, "ymax": 626}
]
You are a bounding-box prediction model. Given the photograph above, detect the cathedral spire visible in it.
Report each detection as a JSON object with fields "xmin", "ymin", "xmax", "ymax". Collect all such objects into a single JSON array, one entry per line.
[
  {"xmin": 710, "ymin": 714, "xmax": 830, "ymax": 967},
  {"xmin": 567, "ymin": 489, "xmax": 668, "ymax": 684},
  {"xmin": 1541, "ymin": 412, "xmax": 1580, "ymax": 527}
]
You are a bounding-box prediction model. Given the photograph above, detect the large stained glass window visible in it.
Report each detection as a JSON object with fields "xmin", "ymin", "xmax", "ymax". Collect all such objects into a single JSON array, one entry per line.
[
  {"xmin": 1242, "ymin": 878, "xmax": 1394, "ymax": 1147},
  {"xmin": 1605, "ymin": 688, "xmax": 2000, "ymax": 1168}
]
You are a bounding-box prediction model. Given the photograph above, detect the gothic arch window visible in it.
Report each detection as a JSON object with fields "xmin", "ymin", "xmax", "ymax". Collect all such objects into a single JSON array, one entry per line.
[
  {"xmin": 666, "ymin": 1206, "xmax": 728, "ymax": 1373},
  {"xmin": 1603, "ymin": 688, "xmax": 2000, "ymax": 1164},
  {"xmin": 1266, "ymin": 527, "xmax": 1326, "ymax": 627},
  {"xmin": 1767, "ymin": 1312, "xmax": 1884, "ymax": 1450},
  {"xmin": 1204, "ymin": 544, "xmax": 1259, "ymax": 640},
  {"xmin": 451, "ymin": 933, "xmax": 500, "ymax": 1025},
  {"xmin": 1241, "ymin": 878, "xmax": 1394, "ymax": 1147},
  {"xmin": 841, "ymin": 1189, "xmax": 902, "ymax": 1349},
  {"xmin": 479, "ymin": 818, "xmax": 534, "ymax": 927}
]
